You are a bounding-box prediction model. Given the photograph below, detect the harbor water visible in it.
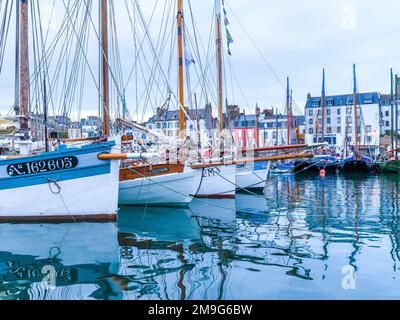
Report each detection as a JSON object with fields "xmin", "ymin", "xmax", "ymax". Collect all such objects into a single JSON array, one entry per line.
[{"xmin": 1, "ymin": 174, "xmax": 400, "ymax": 300}]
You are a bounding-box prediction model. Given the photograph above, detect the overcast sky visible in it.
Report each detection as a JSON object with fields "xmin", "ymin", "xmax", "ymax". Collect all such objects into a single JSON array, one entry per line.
[{"xmin": 0, "ymin": 0, "xmax": 399, "ymax": 120}]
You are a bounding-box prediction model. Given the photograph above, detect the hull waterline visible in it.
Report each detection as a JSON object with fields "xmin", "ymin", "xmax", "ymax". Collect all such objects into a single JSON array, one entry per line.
[
  {"xmin": 118, "ymin": 166, "xmax": 202, "ymax": 207},
  {"xmin": 0, "ymin": 139, "xmax": 120, "ymax": 223}
]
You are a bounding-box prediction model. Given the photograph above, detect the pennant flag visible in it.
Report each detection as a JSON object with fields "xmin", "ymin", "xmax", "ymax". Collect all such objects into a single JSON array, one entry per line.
[
  {"xmin": 316, "ymin": 121, "xmax": 320, "ymax": 129},
  {"xmin": 226, "ymin": 29, "xmax": 234, "ymax": 56},
  {"xmin": 224, "ymin": 16, "xmax": 230, "ymax": 27},
  {"xmin": 222, "ymin": 1, "xmax": 234, "ymax": 56},
  {"xmin": 184, "ymin": 46, "xmax": 195, "ymax": 67}
]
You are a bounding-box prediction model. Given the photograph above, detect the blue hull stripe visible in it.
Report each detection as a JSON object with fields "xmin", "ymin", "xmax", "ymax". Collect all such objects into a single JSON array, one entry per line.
[
  {"xmin": 0, "ymin": 142, "xmax": 114, "ymax": 190},
  {"xmin": 0, "ymin": 164, "xmax": 111, "ymax": 190}
]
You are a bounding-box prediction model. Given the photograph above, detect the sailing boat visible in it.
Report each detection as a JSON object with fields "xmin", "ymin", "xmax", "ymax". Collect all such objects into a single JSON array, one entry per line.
[
  {"xmin": 0, "ymin": 0, "xmax": 120, "ymax": 222},
  {"xmin": 381, "ymin": 70, "xmax": 400, "ymax": 174},
  {"xmin": 293, "ymin": 70, "xmax": 339, "ymax": 174},
  {"xmin": 114, "ymin": 0, "xmax": 205, "ymax": 206},
  {"xmin": 340, "ymin": 64, "xmax": 379, "ymax": 174}
]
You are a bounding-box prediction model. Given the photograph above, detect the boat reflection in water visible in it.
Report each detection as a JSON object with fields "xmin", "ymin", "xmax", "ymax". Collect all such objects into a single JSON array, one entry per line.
[
  {"xmin": 0, "ymin": 223, "xmax": 121, "ymax": 300},
  {"xmin": 1, "ymin": 174, "xmax": 400, "ymax": 300}
]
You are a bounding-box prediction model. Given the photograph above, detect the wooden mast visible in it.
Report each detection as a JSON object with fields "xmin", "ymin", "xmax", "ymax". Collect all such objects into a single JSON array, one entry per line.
[
  {"xmin": 353, "ymin": 64, "xmax": 359, "ymax": 152},
  {"xmin": 321, "ymin": 68, "xmax": 326, "ymax": 143},
  {"xmin": 101, "ymin": 0, "xmax": 110, "ymax": 136},
  {"xmin": 255, "ymin": 104, "xmax": 260, "ymax": 147},
  {"xmin": 19, "ymin": 0, "xmax": 29, "ymax": 139},
  {"xmin": 391, "ymin": 68, "xmax": 394, "ymax": 152},
  {"xmin": 177, "ymin": 0, "xmax": 185, "ymax": 140},
  {"xmin": 286, "ymin": 77, "xmax": 292, "ymax": 145},
  {"xmin": 215, "ymin": 0, "xmax": 224, "ymax": 138},
  {"xmin": 396, "ymin": 75, "xmax": 399, "ymax": 157}
]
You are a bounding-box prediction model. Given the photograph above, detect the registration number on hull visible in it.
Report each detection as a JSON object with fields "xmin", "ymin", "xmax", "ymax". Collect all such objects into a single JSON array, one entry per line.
[{"xmin": 7, "ymin": 156, "xmax": 79, "ymax": 177}]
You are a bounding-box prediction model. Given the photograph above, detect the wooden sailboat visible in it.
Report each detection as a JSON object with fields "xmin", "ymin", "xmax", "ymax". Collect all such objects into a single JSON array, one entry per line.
[
  {"xmin": 117, "ymin": 0, "xmax": 203, "ymax": 206},
  {"xmin": 0, "ymin": 0, "xmax": 120, "ymax": 222},
  {"xmin": 188, "ymin": 0, "xmax": 236, "ymax": 199},
  {"xmin": 340, "ymin": 64, "xmax": 379, "ymax": 173},
  {"xmin": 293, "ymin": 70, "xmax": 339, "ymax": 174}
]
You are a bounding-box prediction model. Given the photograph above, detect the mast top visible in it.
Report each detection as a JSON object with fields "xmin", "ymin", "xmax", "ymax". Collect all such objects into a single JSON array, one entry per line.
[
  {"xmin": 322, "ymin": 68, "xmax": 326, "ymax": 96},
  {"xmin": 215, "ymin": 0, "xmax": 222, "ymax": 16},
  {"xmin": 353, "ymin": 63, "xmax": 357, "ymax": 93}
]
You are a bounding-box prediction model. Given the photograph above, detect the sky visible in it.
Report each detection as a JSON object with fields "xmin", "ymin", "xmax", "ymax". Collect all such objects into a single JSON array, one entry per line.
[{"xmin": 0, "ymin": 0, "xmax": 399, "ymax": 120}]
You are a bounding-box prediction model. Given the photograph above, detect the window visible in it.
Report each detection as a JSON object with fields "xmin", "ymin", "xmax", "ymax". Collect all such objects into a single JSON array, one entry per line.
[
  {"xmin": 264, "ymin": 132, "xmax": 268, "ymax": 139},
  {"xmin": 348, "ymin": 127, "xmax": 353, "ymax": 133},
  {"xmin": 327, "ymin": 109, "xmax": 331, "ymax": 115},
  {"xmin": 347, "ymin": 116, "xmax": 352, "ymax": 124},
  {"xmin": 309, "ymin": 128, "xmax": 313, "ymax": 134},
  {"xmin": 309, "ymin": 119, "xmax": 313, "ymax": 125},
  {"xmin": 273, "ymin": 132, "xmax": 277, "ymax": 139},
  {"xmin": 175, "ymin": 122, "xmax": 180, "ymax": 128},
  {"xmin": 347, "ymin": 109, "xmax": 352, "ymax": 115},
  {"xmin": 337, "ymin": 117, "xmax": 341, "ymax": 124},
  {"xmin": 386, "ymin": 121, "xmax": 390, "ymax": 127},
  {"xmin": 337, "ymin": 109, "xmax": 341, "ymax": 115},
  {"xmin": 385, "ymin": 111, "xmax": 390, "ymax": 117},
  {"xmin": 156, "ymin": 123, "xmax": 161, "ymax": 129},
  {"xmin": 327, "ymin": 101, "xmax": 333, "ymax": 107},
  {"xmin": 309, "ymin": 110, "xmax": 313, "ymax": 116},
  {"xmin": 312, "ymin": 101, "xmax": 319, "ymax": 107},
  {"xmin": 337, "ymin": 127, "xmax": 341, "ymax": 134},
  {"xmin": 168, "ymin": 122, "xmax": 173, "ymax": 129},
  {"xmin": 327, "ymin": 128, "xmax": 332, "ymax": 134},
  {"xmin": 348, "ymin": 137, "xmax": 352, "ymax": 143},
  {"xmin": 365, "ymin": 125, "xmax": 372, "ymax": 133},
  {"xmin": 327, "ymin": 118, "xmax": 331, "ymax": 124},
  {"xmin": 267, "ymin": 122, "xmax": 274, "ymax": 129},
  {"xmin": 368, "ymin": 137, "xmax": 373, "ymax": 143}
]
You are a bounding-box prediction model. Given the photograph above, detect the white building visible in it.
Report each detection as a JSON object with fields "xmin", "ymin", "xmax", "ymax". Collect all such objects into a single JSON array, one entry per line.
[
  {"xmin": 146, "ymin": 106, "xmax": 215, "ymax": 147},
  {"xmin": 305, "ymin": 92, "xmax": 381, "ymax": 154}
]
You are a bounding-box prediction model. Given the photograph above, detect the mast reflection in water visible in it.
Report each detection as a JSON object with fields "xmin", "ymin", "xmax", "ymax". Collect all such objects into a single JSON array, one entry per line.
[{"xmin": 1, "ymin": 174, "xmax": 400, "ymax": 300}]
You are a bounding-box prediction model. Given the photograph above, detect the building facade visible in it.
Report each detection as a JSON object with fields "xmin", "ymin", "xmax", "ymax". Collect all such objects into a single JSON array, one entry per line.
[
  {"xmin": 232, "ymin": 110, "xmax": 305, "ymax": 149},
  {"xmin": 305, "ymin": 92, "xmax": 381, "ymax": 153},
  {"xmin": 146, "ymin": 105, "xmax": 215, "ymax": 147}
]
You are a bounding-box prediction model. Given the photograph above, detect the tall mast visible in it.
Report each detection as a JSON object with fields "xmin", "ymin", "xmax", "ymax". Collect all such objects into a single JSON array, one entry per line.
[
  {"xmin": 19, "ymin": 0, "xmax": 29, "ymax": 139},
  {"xmin": 177, "ymin": 0, "xmax": 185, "ymax": 140},
  {"xmin": 14, "ymin": 1, "xmax": 20, "ymax": 117},
  {"xmin": 101, "ymin": 0, "xmax": 110, "ymax": 136},
  {"xmin": 390, "ymin": 68, "xmax": 394, "ymax": 151},
  {"xmin": 215, "ymin": 0, "xmax": 224, "ymax": 136},
  {"xmin": 321, "ymin": 68, "xmax": 326, "ymax": 143},
  {"xmin": 395, "ymin": 75, "xmax": 399, "ymax": 156},
  {"xmin": 353, "ymin": 64, "xmax": 359, "ymax": 151},
  {"xmin": 255, "ymin": 104, "xmax": 260, "ymax": 147},
  {"xmin": 286, "ymin": 77, "xmax": 291, "ymax": 145}
]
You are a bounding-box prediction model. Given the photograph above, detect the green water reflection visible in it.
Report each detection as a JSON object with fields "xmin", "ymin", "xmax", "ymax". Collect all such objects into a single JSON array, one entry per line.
[{"xmin": 0, "ymin": 174, "xmax": 399, "ymax": 300}]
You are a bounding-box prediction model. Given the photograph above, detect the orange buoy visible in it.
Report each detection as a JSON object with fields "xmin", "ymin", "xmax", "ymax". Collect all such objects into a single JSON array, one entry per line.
[{"xmin": 320, "ymin": 169, "xmax": 326, "ymax": 178}]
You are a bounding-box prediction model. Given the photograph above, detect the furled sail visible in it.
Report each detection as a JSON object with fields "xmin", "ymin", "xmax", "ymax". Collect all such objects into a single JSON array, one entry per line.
[{"xmin": 0, "ymin": 118, "xmax": 18, "ymax": 135}]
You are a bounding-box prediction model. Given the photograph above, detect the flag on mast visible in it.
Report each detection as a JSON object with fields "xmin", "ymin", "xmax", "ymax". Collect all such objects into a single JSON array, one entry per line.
[
  {"xmin": 222, "ymin": 0, "xmax": 234, "ymax": 56},
  {"xmin": 184, "ymin": 46, "xmax": 195, "ymax": 67}
]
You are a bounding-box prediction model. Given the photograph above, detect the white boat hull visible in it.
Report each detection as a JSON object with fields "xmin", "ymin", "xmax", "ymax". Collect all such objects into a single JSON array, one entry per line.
[
  {"xmin": 193, "ymin": 164, "xmax": 236, "ymax": 199},
  {"xmin": 0, "ymin": 140, "xmax": 120, "ymax": 222},
  {"xmin": 236, "ymin": 161, "xmax": 270, "ymax": 190},
  {"xmin": 118, "ymin": 167, "xmax": 202, "ymax": 207}
]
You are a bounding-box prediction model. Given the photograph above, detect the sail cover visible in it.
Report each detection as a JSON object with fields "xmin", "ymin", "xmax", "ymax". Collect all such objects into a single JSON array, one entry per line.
[{"xmin": 0, "ymin": 118, "xmax": 18, "ymax": 135}]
